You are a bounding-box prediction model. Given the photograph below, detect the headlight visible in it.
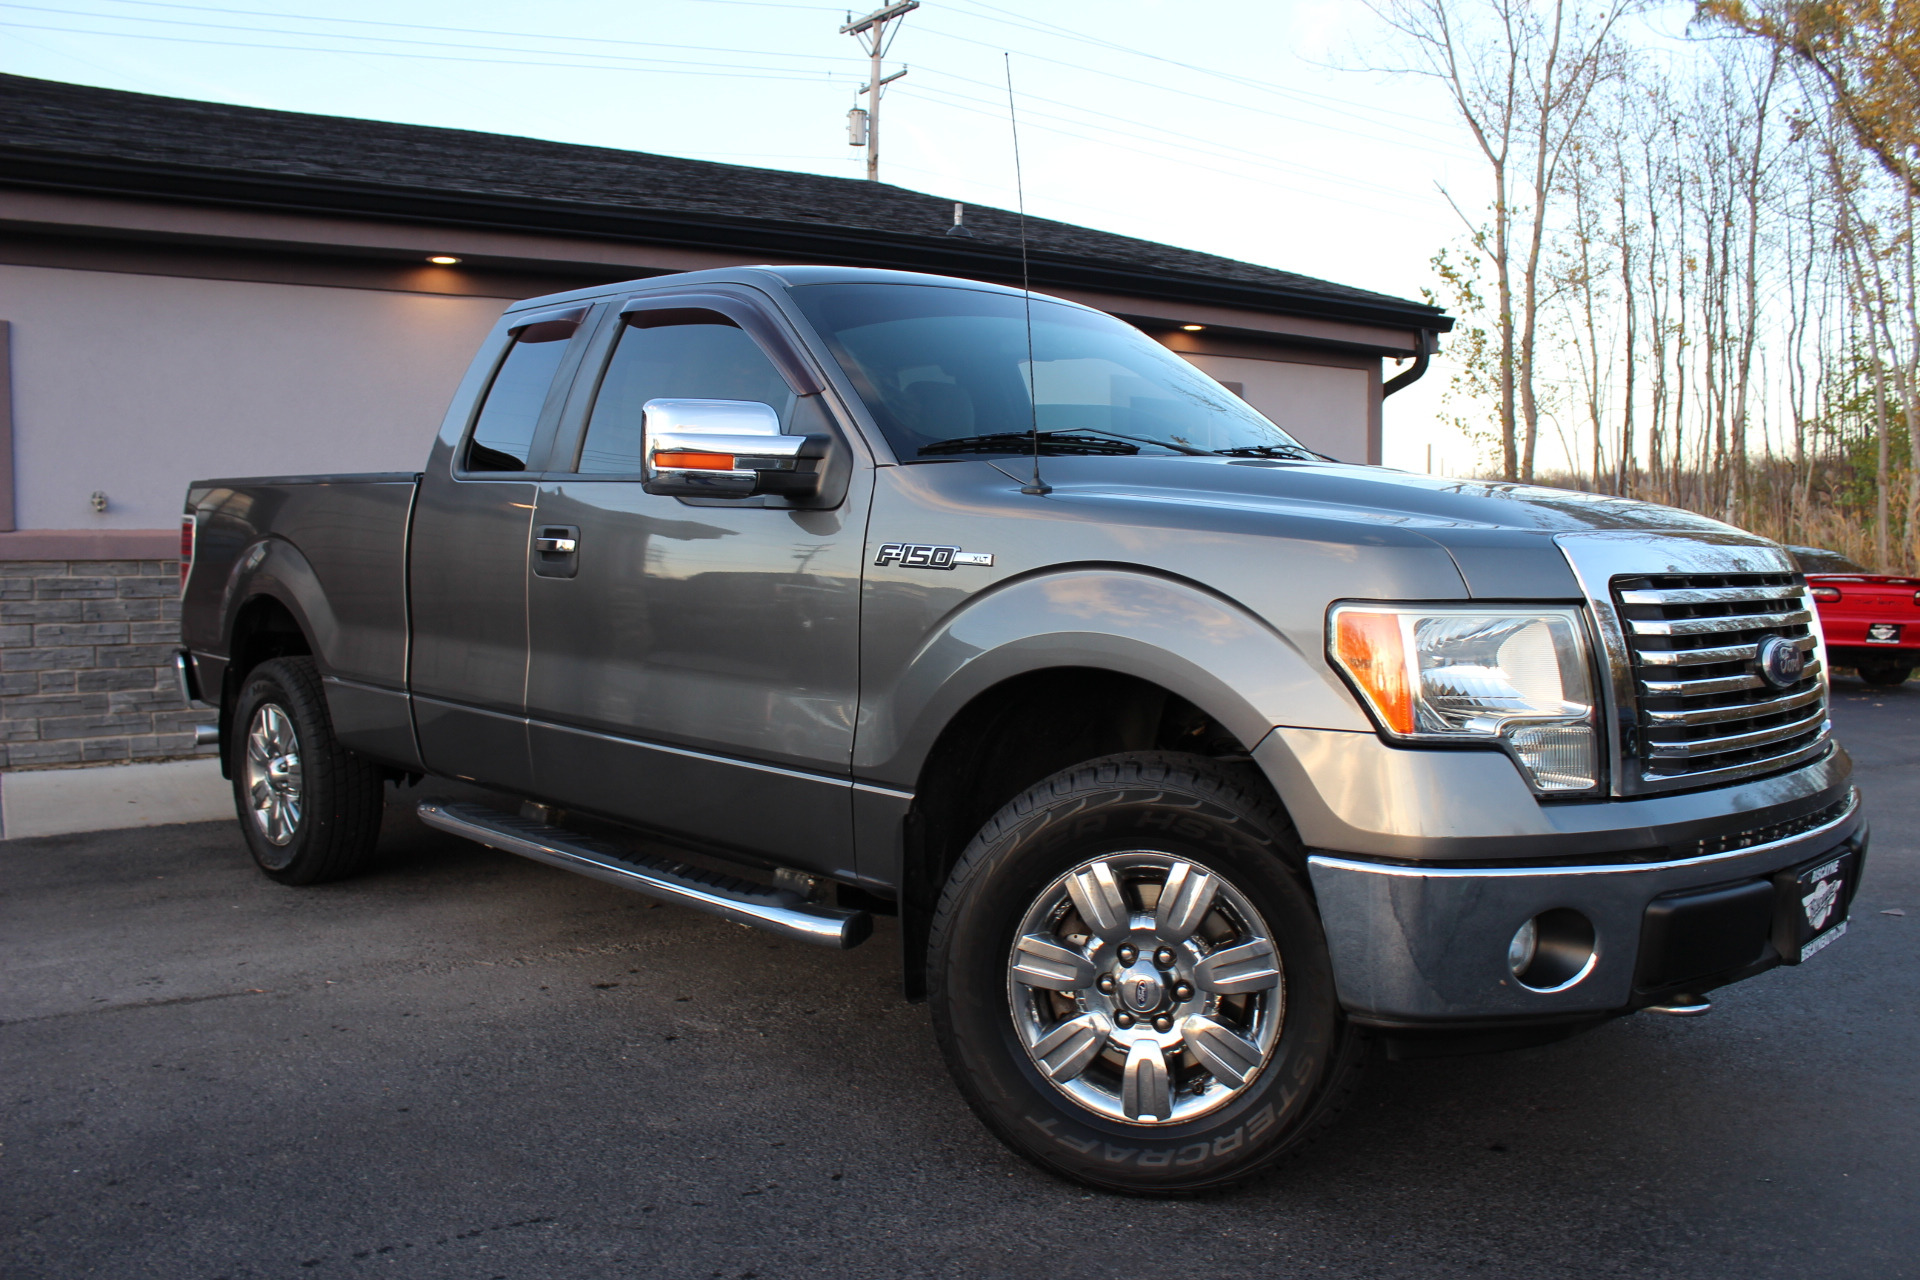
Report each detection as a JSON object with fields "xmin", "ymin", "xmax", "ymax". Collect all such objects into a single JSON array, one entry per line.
[{"xmin": 1329, "ymin": 605, "xmax": 1600, "ymax": 793}]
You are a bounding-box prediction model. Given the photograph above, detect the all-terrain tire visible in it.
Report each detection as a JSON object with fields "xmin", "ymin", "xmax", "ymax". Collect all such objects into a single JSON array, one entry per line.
[
  {"xmin": 928, "ymin": 751, "xmax": 1365, "ymax": 1195},
  {"xmin": 229, "ymin": 656, "xmax": 384, "ymax": 885}
]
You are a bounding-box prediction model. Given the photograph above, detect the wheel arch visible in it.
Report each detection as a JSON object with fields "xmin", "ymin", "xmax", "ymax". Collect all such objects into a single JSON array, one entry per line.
[
  {"xmin": 879, "ymin": 568, "xmax": 1363, "ymax": 998},
  {"xmin": 214, "ymin": 540, "xmax": 335, "ymax": 776}
]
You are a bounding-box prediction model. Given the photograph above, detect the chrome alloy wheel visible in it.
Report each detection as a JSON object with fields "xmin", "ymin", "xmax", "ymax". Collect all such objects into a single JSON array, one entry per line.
[
  {"xmin": 1007, "ymin": 851, "xmax": 1283, "ymax": 1126},
  {"xmin": 244, "ymin": 703, "xmax": 304, "ymax": 847}
]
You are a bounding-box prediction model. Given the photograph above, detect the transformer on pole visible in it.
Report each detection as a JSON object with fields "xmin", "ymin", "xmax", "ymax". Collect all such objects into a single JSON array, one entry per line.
[{"xmin": 840, "ymin": 1, "xmax": 918, "ymax": 182}]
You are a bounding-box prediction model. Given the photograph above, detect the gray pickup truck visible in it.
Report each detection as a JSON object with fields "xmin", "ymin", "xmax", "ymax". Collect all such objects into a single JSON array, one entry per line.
[{"xmin": 178, "ymin": 265, "xmax": 1865, "ymax": 1193}]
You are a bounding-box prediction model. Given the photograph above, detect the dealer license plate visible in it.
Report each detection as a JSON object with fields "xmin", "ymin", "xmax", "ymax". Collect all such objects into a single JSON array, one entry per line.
[
  {"xmin": 1866, "ymin": 622, "xmax": 1904, "ymax": 644},
  {"xmin": 1773, "ymin": 848, "xmax": 1859, "ymax": 963}
]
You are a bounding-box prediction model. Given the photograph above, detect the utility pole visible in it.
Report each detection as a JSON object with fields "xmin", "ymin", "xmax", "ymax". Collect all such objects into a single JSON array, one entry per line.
[{"xmin": 841, "ymin": 1, "xmax": 917, "ymax": 182}]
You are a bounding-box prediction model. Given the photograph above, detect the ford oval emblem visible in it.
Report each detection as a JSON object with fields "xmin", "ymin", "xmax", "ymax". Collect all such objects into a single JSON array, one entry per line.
[{"xmin": 1756, "ymin": 634, "xmax": 1807, "ymax": 689}]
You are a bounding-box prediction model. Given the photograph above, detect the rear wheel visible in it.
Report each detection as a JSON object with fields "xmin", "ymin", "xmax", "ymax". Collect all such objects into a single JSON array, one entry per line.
[
  {"xmin": 928, "ymin": 752, "xmax": 1363, "ymax": 1194},
  {"xmin": 1855, "ymin": 657, "xmax": 1914, "ymax": 687},
  {"xmin": 229, "ymin": 656, "xmax": 384, "ymax": 884}
]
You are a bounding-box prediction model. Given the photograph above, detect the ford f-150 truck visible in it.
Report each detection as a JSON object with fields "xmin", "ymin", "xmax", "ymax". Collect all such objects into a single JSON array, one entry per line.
[{"xmin": 178, "ymin": 266, "xmax": 1866, "ymax": 1193}]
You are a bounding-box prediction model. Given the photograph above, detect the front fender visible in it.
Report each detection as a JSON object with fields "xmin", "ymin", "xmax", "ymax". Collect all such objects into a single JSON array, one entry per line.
[{"xmin": 855, "ymin": 567, "xmax": 1372, "ymax": 788}]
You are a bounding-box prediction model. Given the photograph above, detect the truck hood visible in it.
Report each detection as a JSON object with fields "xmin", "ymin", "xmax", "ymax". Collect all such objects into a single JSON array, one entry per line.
[
  {"xmin": 1004, "ymin": 455, "xmax": 1771, "ymax": 598},
  {"xmin": 1024, "ymin": 455, "xmax": 1742, "ymax": 536}
]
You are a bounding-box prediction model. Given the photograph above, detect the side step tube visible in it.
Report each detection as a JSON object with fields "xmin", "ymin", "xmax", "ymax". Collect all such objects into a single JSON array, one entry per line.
[{"xmin": 416, "ymin": 800, "xmax": 872, "ymax": 949}]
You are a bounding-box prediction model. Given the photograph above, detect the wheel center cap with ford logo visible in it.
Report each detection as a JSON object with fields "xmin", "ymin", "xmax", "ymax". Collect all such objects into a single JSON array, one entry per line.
[
  {"xmin": 1756, "ymin": 634, "xmax": 1807, "ymax": 689},
  {"xmin": 1119, "ymin": 964, "xmax": 1164, "ymax": 1012}
]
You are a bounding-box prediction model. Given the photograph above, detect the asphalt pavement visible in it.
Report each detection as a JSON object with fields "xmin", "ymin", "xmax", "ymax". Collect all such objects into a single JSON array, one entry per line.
[{"xmin": 3, "ymin": 680, "xmax": 1916, "ymax": 1280}]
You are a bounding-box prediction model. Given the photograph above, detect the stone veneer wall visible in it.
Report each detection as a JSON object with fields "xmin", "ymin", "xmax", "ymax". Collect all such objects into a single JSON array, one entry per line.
[{"xmin": 1, "ymin": 558, "xmax": 214, "ymax": 769}]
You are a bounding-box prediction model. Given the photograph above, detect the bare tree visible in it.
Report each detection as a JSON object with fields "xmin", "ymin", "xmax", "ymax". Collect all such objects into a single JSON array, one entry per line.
[
  {"xmin": 1367, "ymin": 0, "xmax": 1635, "ymax": 479},
  {"xmin": 1365, "ymin": 1, "xmax": 1920, "ymax": 571}
]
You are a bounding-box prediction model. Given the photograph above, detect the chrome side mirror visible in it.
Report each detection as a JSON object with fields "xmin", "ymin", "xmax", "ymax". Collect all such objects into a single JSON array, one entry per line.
[{"xmin": 640, "ymin": 398, "xmax": 832, "ymax": 500}]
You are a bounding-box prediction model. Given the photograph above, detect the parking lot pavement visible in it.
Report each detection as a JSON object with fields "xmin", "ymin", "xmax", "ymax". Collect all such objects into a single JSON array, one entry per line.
[{"xmin": 2, "ymin": 683, "xmax": 1915, "ymax": 1280}]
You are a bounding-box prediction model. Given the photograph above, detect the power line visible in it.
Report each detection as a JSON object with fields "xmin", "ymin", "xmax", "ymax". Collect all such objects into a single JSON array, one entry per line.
[
  {"xmin": 891, "ymin": 85, "xmax": 1444, "ymax": 218},
  {"xmin": 0, "ymin": 2, "xmax": 853, "ymax": 64},
  {"xmin": 30, "ymin": 0, "xmax": 1469, "ymax": 158},
  {"xmin": 0, "ymin": 18, "xmax": 851, "ymax": 79},
  {"xmin": 943, "ymin": 0, "xmax": 1456, "ymax": 136},
  {"xmin": 914, "ymin": 17, "xmax": 1472, "ymax": 158},
  {"xmin": 0, "ymin": 1, "xmax": 1455, "ymax": 221},
  {"xmin": 910, "ymin": 66, "xmax": 1450, "ymax": 205}
]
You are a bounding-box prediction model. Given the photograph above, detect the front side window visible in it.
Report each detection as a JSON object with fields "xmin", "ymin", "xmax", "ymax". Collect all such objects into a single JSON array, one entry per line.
[
  {"xmin": 576, "ymin": 318, "xmax": 798, "ymax": 474},
  {"xmin": 464, "ymin": 331, "xmax": 571, "ymax": 472},
  {"xmin": 787, "ymin": 283, "xmax": 1310, "ymax": 461}
]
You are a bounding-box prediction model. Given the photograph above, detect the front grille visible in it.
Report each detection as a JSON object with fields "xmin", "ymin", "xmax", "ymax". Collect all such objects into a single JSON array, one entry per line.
[{"xmin": 1613, "ymin": 571, "xmax": 1830, "ymax": 787}]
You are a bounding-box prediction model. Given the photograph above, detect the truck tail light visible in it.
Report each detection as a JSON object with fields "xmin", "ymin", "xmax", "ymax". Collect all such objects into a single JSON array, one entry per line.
[
  {"xmin": 179, "ymin": 515, "xmax": 196, "ymax": 597},
  {"xmin": 653, "ymin": 450, "xmax": 737, "ymax": 471}
]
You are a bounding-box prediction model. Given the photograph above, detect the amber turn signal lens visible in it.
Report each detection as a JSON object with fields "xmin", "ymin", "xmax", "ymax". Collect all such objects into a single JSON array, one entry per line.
[
  {"xmin": 1331, "ymin": 610, "xmax": 1414, "ymax": 734},
  {"xmin": 653, "ymin": 451, "xmax": 736, "ymax": 470}
]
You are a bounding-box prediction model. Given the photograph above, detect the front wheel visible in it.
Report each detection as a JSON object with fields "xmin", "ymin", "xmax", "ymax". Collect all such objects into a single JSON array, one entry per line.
[
  {"xmin": 928, "ymin": 752, "xmax": 1363, "ymax": 1194},
  {"xmin": 229, "ymin": 656, "xmax": 384, "ymax": 885}
]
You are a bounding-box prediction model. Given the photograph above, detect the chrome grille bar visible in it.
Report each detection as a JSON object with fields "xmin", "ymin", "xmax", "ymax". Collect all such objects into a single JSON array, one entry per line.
[
  {"xmin": 1618, "ymin": 584, "xmax": 1803, "ymax": 606},
  {"xmin": 1639, "ymin": 673, "xmax": 1765, "ymax": 697},
  {"xmin": 1635, "ymin": 735, "xmax": 1833, "ymax": 791},
  {"xmin": 1628, "ymin": 608, "xmax": 1813, "ymax": 636},
  {"xmin": 1643, "ymin": 706, "xmax": 1830, "ymax": 757},
  {"xmin": 1634, "ymin": 634, "xmax": 1816, "ymax": 667},
  {"xmin": 1642, "ymin": 685, "xmax": 1825, "ymax": 725}
]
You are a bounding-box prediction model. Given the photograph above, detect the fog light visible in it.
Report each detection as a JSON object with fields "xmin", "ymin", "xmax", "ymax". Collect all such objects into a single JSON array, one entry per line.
[
  {"xmin": 1504, "ymin": 722, "xmax": 1597, "ymax": 791},
  {"xmin": 1507, "ymin": 918, "xmax": 1539, "ymax": 976},
  {"xmin": 1508, "ymin": 909, "xmax": 1598, "ymax": 992}
]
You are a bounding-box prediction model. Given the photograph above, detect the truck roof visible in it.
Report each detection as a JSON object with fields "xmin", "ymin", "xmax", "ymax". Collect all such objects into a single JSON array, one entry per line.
[{"xmin": 501, "ymin": 265, "xmax": 1064, "ymax": 314}]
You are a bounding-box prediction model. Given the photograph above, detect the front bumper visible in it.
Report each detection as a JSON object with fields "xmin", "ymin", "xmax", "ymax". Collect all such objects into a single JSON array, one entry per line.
[{"xmin": 1305, "ymin": 790, "xmax": 1865, "ymax": 1025}]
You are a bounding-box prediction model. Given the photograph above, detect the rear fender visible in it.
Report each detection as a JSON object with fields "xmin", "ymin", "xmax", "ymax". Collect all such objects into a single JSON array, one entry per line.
[{"xmin": 219, "ymin": 538, "xmax": 338, "ymax": 673}]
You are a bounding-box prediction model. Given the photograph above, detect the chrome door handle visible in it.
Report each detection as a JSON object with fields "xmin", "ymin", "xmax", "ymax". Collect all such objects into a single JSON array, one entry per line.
[{"xmin": 534, "ymin": 536, "xmax": 577, "ymax": 554}]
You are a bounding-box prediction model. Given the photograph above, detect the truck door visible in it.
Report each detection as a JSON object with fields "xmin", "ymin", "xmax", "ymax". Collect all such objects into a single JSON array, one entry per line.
[
  {"xmin": 522, "ymin": 295, "xmax": 867, "ymax": 879},
  {"xmin": 409, "ymin": 304, "xmax": 591, "ymax": 792}
]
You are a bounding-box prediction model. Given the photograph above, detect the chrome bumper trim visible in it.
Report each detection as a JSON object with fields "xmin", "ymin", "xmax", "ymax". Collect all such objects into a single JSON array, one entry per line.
[
  {"xmin": 173, "ymin": 648, "xmax": 209, "ymax": 708},
  {"xmin": 1309, "ymin": 788, "xmax": 1859, "ymax": 880}
]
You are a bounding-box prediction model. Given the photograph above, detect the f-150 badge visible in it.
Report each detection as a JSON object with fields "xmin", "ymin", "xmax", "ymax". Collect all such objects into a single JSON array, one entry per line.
[{"xmin": 874, "ymin": 543, "xmax": 994, "ymax": 569}]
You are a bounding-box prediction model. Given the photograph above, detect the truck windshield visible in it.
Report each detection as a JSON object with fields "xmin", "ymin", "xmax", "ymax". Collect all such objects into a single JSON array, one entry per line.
[{"xmin": 787, "ymin": 283, "xmax": 1313, "ymax": 461}]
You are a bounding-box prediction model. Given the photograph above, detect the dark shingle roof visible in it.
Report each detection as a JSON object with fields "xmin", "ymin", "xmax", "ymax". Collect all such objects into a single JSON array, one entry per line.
[{"xmin": 0, "ymin": 73, "xmax": 1448, "ymax": 332}]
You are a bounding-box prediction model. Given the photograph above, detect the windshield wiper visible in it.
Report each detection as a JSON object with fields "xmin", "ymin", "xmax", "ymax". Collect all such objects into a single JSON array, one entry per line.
[
  {"xmin": 1213, "ymin": 443, "xmax": 1320, "ymax": 461},
  {"xmin": 919, "ymin": 427, "xmax": 1215, "ymax": 458},
  {"xmin": 918, "ymin": 431, "xmax": 1139, "ymax": 457}
]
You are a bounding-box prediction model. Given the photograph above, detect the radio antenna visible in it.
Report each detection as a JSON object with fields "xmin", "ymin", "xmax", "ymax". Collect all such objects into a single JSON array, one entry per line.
[{"xmin": 1005, "ymin": 53, "xmax": 1049, "ymax": 496}]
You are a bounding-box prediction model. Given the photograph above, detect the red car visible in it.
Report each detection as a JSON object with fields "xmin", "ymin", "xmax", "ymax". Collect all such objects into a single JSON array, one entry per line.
[{"xmin": 1790, "ymin": 545, "xmax": 1920, "ymax": 686}]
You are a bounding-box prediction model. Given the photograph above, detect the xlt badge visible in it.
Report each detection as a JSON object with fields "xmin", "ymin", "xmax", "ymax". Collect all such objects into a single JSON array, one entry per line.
[{"xmin": 874, "ymin": 543, "xmax": 993, "ymax": 570}]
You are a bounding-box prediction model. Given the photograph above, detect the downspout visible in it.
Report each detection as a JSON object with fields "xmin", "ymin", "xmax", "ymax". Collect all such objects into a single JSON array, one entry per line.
[{"xmin": 1382, "ymin": 330, "xmax": 1436, "ymax": 397}]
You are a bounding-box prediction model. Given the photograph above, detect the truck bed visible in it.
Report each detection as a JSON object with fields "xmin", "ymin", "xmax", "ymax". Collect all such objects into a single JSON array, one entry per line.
[{"xmin": 182, "ymin": 471, "xmax": 418, "ymax": 693}]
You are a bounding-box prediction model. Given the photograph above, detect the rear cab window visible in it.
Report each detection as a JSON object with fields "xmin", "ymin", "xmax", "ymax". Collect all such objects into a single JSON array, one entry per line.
[{"xmin": 463, "ymin": 313, "xmax": 582, "ymax": 473}]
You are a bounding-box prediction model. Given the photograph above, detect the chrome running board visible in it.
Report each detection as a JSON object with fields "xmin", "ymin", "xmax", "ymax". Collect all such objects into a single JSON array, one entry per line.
[{"xmin": 416, "ymin": 800, "xmax": 872, "ymax": 949}]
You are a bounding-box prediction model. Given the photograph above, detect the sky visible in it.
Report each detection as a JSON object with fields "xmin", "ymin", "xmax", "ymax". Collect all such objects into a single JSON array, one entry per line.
[{"xmin": 0, "ymin": 0, "xmax": 1703, "ymax": 473}]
